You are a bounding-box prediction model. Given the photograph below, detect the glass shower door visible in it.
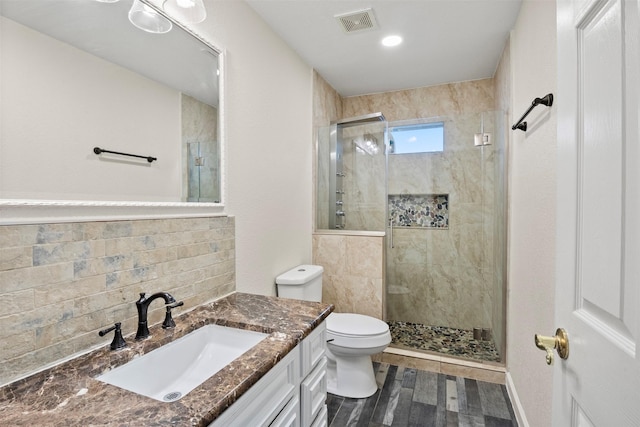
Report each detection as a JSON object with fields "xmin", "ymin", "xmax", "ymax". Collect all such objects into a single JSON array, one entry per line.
[
  {"xmin": 187, "ymin": 141, "xmax": 219, "ymax": 203},
  {"xmin": 385, "ymin": 111, "xmax": 506, "ymax": 363}
]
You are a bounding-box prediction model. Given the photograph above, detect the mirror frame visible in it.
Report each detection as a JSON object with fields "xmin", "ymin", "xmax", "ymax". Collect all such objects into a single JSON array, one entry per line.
[{"xmin": 0, "ymin": 0, "xmax": 226, "ymax": 225}]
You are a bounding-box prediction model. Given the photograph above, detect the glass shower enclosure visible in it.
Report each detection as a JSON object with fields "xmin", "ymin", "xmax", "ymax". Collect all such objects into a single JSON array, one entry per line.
[
  {"xmin": 316, "ymin": 110, "xmax": 507, "ymax": 364},
  {"xmin": 317, "ymin": 113, "xmax": 387, "ymax": 232},
  {"xmin": 385, "ymin": 111, "xmax": 507, "ymax": 363},
  {"xmin": 186, "ymin": 141, "xmax": 219, "ymax": 203}
]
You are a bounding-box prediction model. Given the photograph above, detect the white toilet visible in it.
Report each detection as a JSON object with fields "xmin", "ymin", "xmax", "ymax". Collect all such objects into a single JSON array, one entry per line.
[{"xmin": 276, "ymin": 265, "xmax": 391, "ymax": 399}]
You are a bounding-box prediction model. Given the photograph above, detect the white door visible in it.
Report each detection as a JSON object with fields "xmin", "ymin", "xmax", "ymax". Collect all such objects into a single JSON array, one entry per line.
[{"xmin": 555, "ymin": 0, "xmax": 640, "ymax": 425}]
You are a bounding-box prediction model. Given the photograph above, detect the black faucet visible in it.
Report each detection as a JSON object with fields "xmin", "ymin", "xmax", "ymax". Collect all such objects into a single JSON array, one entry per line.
[{"xmin": 135, "ymin": 292, "xmax": 183, "ymax": 340}]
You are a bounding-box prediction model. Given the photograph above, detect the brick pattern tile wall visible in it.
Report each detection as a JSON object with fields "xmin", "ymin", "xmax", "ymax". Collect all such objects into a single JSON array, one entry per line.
[{"xmin": 0, "ymin": 216, "xmax": 235, "ymax": 385}]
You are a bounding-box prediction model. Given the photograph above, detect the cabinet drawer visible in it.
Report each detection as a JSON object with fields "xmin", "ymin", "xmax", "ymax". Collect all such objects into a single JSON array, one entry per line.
[
  {"xmin": 210, "ymin": 347, "xmax": 299, "ymax": 427},
  {"xmin": 301, "ymin": 321, "xmax": 326, "ymax": 377},
  {"xmin": 300, "ymin": 357, "xmax": 327, "ymax": 426}
]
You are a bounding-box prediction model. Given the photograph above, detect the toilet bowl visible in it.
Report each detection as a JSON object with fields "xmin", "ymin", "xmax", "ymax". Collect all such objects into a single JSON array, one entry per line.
[
  {"xmin": 325, "ymin": 313, "xmax": 391, "ymax": 398},
  {"xmin": 275, "ymin": 265, "xmax": 391, "ymax": 399}
]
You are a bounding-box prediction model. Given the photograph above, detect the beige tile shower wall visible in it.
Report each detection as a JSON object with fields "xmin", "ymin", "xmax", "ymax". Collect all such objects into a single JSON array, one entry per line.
[
  {"xmin": 342, "ymin": 79, "xmax": 495, "ymax": 121},
  {"xmin": 313, "ymin": 71, "xmax": 343, "ymax": 230},
  {"xmin": 313, "ymin": 71, "xmax": 343, "ymax": 126},
  {"xmin": 0, "ymin": 216, "xmax": 235, "ymax": 386},
  {"xmin": 311, "ymin": 72, "xmax": 387, "ymax": 318},
  {"xmin": 313, "ymin": 233, "xmax": 384, "ymax": 319}
]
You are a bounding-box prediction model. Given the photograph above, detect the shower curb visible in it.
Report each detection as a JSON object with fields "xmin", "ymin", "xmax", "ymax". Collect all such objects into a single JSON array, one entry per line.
[{"xmin": 374, "ymin": 347, "xmax": 507, "ymax": 384}]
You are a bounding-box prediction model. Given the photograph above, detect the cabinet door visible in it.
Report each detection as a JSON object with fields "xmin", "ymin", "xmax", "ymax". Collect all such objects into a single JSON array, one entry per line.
[
  {"xmin": 269, "ymin": 395, "xmax": 300, "ymax": 427},
  {"xmin": 310, "ymin": 406, "xmax": 328, "ymax": 427},
  {"xmin": 300, "ymin": 358, "xmax": 327, "ymax": 427},
  {"xmin": 301, "ymin": 322, "xmax": 326, "ymax": 377},
  {"xmin": 209, "ymin": 348, "xmax": 299, "ymax": 427}
]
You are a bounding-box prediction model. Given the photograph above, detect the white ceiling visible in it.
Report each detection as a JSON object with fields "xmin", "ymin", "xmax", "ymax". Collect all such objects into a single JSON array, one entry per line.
[{"xmin": 246, "ymin": 0, "xmax": 522, "ymax": 97}]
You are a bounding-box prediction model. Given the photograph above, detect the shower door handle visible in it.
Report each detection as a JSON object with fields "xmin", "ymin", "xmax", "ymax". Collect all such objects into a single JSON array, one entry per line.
[{"xmin": 389, "ymin": 219, "xmax": 394, "ymax": 248}]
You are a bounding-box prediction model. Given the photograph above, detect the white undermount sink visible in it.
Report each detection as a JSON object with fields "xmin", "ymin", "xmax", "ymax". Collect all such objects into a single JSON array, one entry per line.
[{"xmin": 96, "ymin": 325, "xmax": 268, "ymax": 402}]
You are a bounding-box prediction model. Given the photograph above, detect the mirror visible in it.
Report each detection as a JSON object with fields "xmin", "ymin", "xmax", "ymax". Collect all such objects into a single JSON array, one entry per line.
[{"xmin": 0, "ymin": 0, "xmax": 222, "ymax": 209}]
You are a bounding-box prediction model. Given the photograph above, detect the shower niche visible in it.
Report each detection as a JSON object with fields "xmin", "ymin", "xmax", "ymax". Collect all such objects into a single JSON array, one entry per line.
[{"xmin": 388, "ymin": 194, "xmax": 449, "ymax": 229}]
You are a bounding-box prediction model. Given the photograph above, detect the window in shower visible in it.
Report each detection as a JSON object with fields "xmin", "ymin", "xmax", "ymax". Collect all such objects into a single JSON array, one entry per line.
[{"xmin": 389, "ymin": 121, "xmax": 444, "ymax": 154}]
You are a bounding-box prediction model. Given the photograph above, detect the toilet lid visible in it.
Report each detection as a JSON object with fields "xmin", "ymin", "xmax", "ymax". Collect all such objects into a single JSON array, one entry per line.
[{"xmin": 327, "ymin": 313, "xmax": 389, "ymax": 337}]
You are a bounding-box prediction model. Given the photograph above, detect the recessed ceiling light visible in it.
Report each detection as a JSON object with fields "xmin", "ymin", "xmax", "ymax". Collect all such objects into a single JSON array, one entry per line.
[{"xmin": 382, "ymin": 35, "xmax": 403, "ymax": 47}]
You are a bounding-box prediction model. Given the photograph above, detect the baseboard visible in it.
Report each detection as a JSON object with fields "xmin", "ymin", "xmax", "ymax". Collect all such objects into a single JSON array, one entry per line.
[{"xmin": 505, "ymin": 372, "xmax": 529, "ymax": 427}]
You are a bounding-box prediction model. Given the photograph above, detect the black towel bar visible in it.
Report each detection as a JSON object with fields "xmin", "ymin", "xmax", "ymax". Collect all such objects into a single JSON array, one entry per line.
[
  {"xmin": 512, "ymin": 93, "xmax": 554, "ymax": 132},
  {"xmin": 93, "ymin": 147, "xmax": 157, "ymax": 163}
]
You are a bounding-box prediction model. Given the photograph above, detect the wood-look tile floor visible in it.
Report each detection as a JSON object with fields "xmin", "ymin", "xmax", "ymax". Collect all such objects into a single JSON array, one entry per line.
[{"xmin": 327, "ymin": 362, "xmax": 518, "ymax": 427}]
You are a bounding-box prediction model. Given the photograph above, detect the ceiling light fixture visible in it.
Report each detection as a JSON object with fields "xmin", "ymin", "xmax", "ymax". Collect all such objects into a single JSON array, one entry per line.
[
  {"xmin": 162, "ymin": 0, "xmax": 207, "ymax": 24},
  {"xmin": 382, "ymin": 35, "xmax": 403, "ymax": 47},
  {"xmin": 128, "ymin": 0, "xmax": 173, "ymax": 34}
]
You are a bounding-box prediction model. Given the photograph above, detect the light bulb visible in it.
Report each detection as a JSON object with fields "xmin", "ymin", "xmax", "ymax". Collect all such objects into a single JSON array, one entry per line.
[
  {"xmin": 163, "ymin": 0, "xmax": 207, "ymax": 23},
  {"xmin": 128, "ymin": 0, "xmax": 173, "ymax": 34},
  {"xmin": 382, "ymin": 35, "xmax": 403, "ymax": 47}
]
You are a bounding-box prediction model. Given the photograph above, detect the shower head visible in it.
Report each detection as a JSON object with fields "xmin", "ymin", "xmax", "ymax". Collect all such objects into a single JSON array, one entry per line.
[{"xmin": 334, "ymin": 112, "xmax": 386, "ymax": 127}]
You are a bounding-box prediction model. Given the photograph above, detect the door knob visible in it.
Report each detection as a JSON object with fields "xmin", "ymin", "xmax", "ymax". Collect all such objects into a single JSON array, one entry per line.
[{"xmin": 534, "ymin": 328, "xmax": 569, "ymax": 365}]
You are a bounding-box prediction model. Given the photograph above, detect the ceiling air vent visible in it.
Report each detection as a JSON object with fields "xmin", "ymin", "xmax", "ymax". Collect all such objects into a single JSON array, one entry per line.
[{"xmin": 335, "ymin": 8, "xmax": 378, "ymax": 34}]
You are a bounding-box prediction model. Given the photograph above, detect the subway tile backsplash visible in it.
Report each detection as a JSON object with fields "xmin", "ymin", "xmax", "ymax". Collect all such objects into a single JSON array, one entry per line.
[{"xmin": 0, "ymin": 216, "xmax": 235, "ymax": 385}]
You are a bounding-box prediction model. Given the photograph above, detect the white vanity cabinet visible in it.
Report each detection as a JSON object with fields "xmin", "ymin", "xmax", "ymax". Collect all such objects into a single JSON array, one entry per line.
[
  {"xmin": 209, "ymin": 321, "xmax": 328, "ymax": 427},
  {"xmin": 299, "ymin": 322, "xmax": 328, "ymax": 427},
  {"xmin": 209, "ymin": 347, "xmax": 299, "ymax": 427}
]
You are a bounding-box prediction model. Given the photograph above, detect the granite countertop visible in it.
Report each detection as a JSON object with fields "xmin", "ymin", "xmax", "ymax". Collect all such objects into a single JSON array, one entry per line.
[{"xmin": 0, "ymin": 292, "xmax": 334, "ymax": 426}]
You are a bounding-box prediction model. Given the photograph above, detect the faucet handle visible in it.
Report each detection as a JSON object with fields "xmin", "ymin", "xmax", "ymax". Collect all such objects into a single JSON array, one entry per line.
[
  {"xmin": 167, "ymin": 300, "xmax": 184, "ymax": 309},
  {"xmin": 99, "ymin": 322, "xmax": 127, "ymax": 351},
  {"xmin": 162, "ymin": 301, "xmax": 184, "ymax": 329}
]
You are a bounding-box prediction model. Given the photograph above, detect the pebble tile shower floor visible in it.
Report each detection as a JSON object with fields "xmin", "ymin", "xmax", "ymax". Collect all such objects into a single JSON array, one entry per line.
[
  {"xmin": 327, "ymin": 362, "xmax": 518, "ymax": 427},
  {"xmin": 387, "ymin": 321, "xmax": 501, "ymax": 363}
]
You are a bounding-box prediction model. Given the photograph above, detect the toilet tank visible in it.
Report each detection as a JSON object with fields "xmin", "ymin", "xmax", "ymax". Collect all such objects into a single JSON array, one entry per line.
[{"xmin": 275, "ymin": 265, "xmax": 323, "ymax": 302}]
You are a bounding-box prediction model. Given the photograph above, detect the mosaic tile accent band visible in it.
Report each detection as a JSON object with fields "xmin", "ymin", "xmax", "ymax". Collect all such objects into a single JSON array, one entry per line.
[{"xmin": 388, "ymin": 194, "xmax": 449, "ymax": 228}]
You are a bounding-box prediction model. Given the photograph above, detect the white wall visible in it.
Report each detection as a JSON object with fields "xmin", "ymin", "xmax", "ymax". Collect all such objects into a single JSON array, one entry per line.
[
  {"xmin": 3, "ymin": 0, "xmax": 314, "ymax": 293},
  {"xmin": 507, "ymin": 0, "xmax": 557, "ymax": 425},
  {"xmin": 183, "ymin": 1, "xmax": 314, "ymax": 294},
  {"xmin": 0, "ymin": 17, "xmax": 182, "ymax": 202}
]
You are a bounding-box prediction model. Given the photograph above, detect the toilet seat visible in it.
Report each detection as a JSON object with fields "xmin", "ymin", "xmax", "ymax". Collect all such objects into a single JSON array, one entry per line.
[{"xmin": 326, "ymin": 313, "xmax": 391, "ymax": 349}]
